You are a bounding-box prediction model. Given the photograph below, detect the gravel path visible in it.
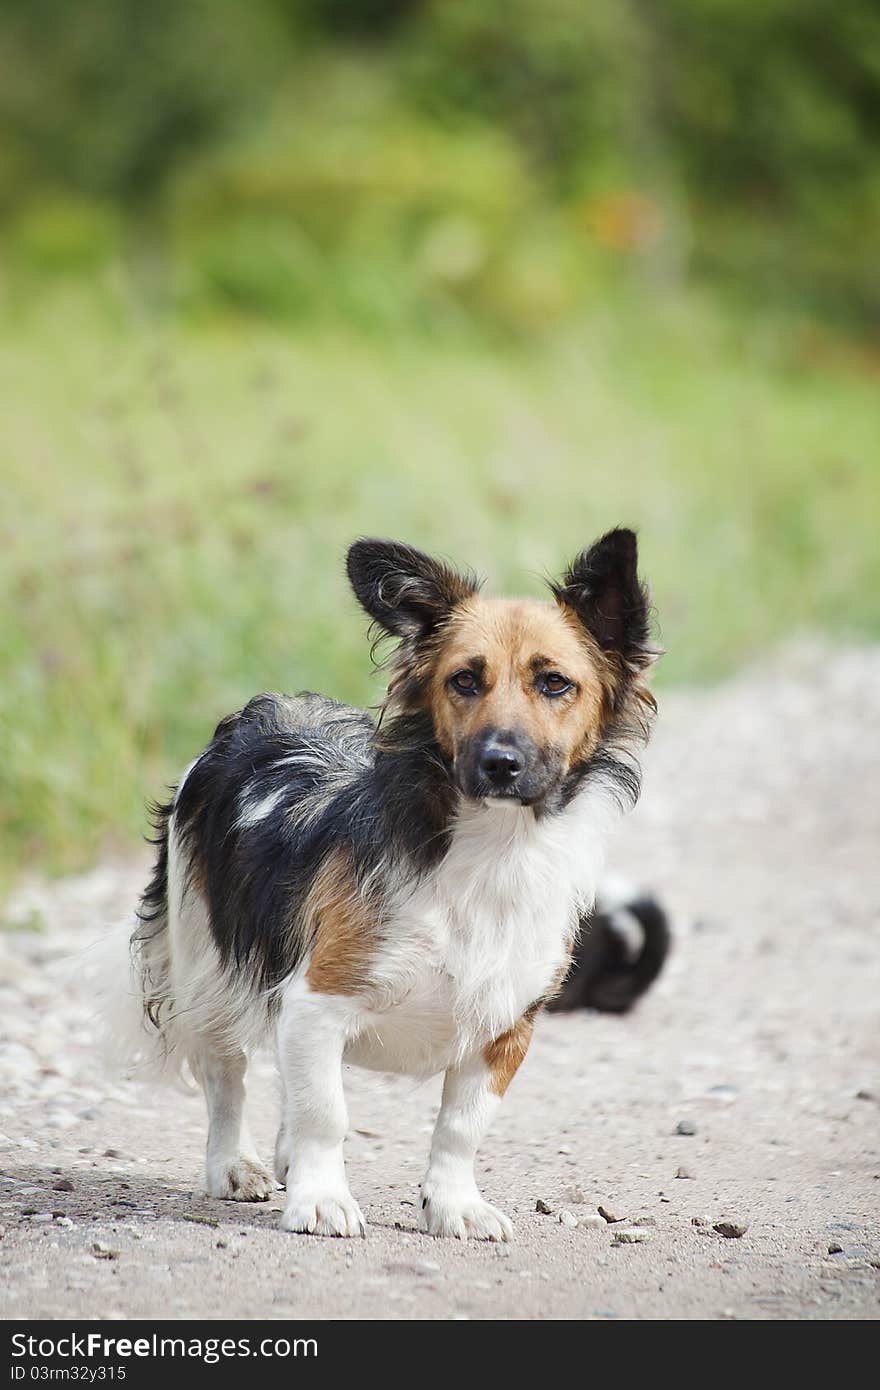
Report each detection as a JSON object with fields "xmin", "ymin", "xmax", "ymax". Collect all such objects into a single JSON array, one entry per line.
[{"xmin": 1, "ymin": 644, "xmax": 878, "ymax": 1321}]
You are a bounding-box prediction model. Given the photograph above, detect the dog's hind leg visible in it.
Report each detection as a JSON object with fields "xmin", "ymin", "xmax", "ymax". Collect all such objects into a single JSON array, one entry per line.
[
  {"xmin": 192, "ymin": 1044, "xmax": 274, "ymax": 1202},
  {"xmin": 161, "ymin": 817, "xmax": 274, "ymax": 1202}
]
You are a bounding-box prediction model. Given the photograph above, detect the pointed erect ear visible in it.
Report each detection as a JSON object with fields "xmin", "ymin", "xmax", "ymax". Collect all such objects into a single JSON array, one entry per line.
[
  {"xmin": 346, "ymin": 539, "xmax": 479, "ymax": 639},
  {"xmin": 551, "ymin": 528, "xmax": 652, "ymax": 668}
]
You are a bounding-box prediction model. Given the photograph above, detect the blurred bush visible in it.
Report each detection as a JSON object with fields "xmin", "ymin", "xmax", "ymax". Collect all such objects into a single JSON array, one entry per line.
[
  {"xmin": 0, "ymin": 0, "xmax": 878, "ymax": 332},
  {"xmin": 0, "ymin": 0, "xmax": 280, "ymax": 210}
]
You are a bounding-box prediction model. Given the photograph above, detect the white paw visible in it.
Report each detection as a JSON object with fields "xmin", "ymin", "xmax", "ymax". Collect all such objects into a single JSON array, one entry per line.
[
  {"xmin": 206, "ymin": 1155, "xmax": 274, "ymax": 1202},
  {"xmin": 281, "ymin": 1188, "xmax": 365, "ymax": 1238},
  {"xmin": 421, "ymin": 1187, "xmax": 513, "ymax": 1242}
]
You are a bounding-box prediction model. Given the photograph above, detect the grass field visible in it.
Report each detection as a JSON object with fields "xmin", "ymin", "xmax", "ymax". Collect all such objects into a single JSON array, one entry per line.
[{"xmin": 2, "ymin": 283, "xmax": 879, "ymax": 888}]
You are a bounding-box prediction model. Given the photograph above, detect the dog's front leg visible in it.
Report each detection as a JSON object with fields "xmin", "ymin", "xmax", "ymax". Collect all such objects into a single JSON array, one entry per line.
[
  {"xmin": 421, "ymin": 1013, "xmax": 534, "ymax": 1242},
  {"xmin": 276, "ymin": 982, "xmax": 365, "ymax": 1238}
]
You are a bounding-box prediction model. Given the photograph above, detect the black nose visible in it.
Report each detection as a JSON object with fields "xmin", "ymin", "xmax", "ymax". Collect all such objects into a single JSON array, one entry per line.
[{"xmin": 480, "ymin": 744, "xmax": 523, "ymax": 785}]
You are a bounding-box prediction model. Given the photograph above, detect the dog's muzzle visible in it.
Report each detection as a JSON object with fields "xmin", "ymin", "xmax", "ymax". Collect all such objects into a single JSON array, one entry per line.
[{"xmin": 456, "ymin": 729, "xmax": 560, "ymax": 806}]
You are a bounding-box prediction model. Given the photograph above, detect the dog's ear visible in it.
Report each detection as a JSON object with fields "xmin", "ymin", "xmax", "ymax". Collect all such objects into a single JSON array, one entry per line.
[
  {"xmin": 346, "ymin": 539, "xmax": 478, "ymax": 639},
  {"xmin": 551, "ymin": 528, "xmax": 652, "ymax": 668}
]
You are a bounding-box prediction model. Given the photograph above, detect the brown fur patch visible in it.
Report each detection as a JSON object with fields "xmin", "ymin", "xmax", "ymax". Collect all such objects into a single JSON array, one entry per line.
[
  {"xmin": 484, "ymin": 1007, "xmax": 538, "ymax": 1097},
  {"xmin": 428, "ymin": 597, "xmax": 618, "ymax": 773},
  {"xmin": 304, "ymin": 849, "xmax": 378, "ymax": 996}
]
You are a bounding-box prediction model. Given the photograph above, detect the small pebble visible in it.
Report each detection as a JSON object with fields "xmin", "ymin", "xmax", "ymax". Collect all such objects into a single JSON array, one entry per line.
[
  {"xmin": 579, "ymin": 1214, "xmax": 605, "ymax": 1231},
  {"xmin": 598, "ymin": 1204, "xmax": 625, "ymax": 1223},
  {"xmin": 55, "ymin": 1217, "xmax": 74, "ymax": 1229},
  {"xmin": 535, "ymin": 1199, "xmax": 554, "ymax": 1215},
  {"xmin": 52, "ymin": 1178, "xmax": 74, "ymax": 1192},
  {"xmin": 383, "ymin": 1260, "xmax": 443, "ymax": 1277},
  {"xmin": 691, "ymin": 1216, "xmax": 709, "ymax": 1226},
  {"xmin": 633, "ymin": 1215, "xmax": 657, "ymax": 1227},
  {"xmin": 828, "ymin": 1242, "xmax": 843, "ymax": 1255},
  {"xmin": 558, "ymin": 1210, "xmax": 578, "ymax": 1229},
  {"xmin": 855, "ymin": 1089, "xmax": 877, "ymax": 1103},
  {"xmin": 675, "ymin": 1166, "xmax": 694, "ymax": 1180},
  {"xmin": 46, "ymin": 1111, "xmax": 77, "ymax": 1131},
  {"xmin": 705, "ymin": 1085, "xmax": 738, "ymax": 1104},
  {"xmin": 676, "ymin": 1119, "xmax": 697, "ymax": 1136},
  {"xmin": 91, "ymin": 1241, "xmax": 119, "ymax": 1260},
  {"xmin": 713, "ymin": 1220, "xmax": 748, "ymax": 1239},
  {"xmin": 613, "ymin": 1229, "xmax": 649, "ymax": 1245}
]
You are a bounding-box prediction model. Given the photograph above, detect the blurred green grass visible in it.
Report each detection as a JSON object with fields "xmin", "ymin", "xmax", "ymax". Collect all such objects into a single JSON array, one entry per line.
[{"xmin": 2, "ymin": 284, "xmax": 879, "ymax": 887}]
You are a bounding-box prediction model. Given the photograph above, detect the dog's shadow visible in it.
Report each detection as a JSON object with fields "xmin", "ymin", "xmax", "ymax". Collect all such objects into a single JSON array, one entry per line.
[
  {"xmin": 0, "ymin": 1162, "xmax": 435, "ymax": 1242},
  {"xmin": 0, "ymin": 1161, "xmax": 284, "ymax": 1236}
]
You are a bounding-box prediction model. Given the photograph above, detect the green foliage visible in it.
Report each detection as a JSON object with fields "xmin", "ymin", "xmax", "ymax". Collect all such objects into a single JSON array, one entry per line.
[
  {"xmin": 0, "ymin": 1, "xmax": 878, "ymax": 325},
  {"xmin": 287, "ymin": 0, "xmax": 422, "ymax": 39},
  {"xmin": 400, "ymin": 0, "xmax": 655, "ymax": 194},
  {"xmin": 403, "ymin": 0, "xmax": 880, "ymax": 209},
  {"xmin": 0, "ymin": 0, "xmax": 281, "ymax": 208},
  {"xmin": 401, "ymin": 0, "xmax": 880, "ymax": 320},
  {"xmin": 170, "ymin": 58, "xmax": 572, "ymax": 331},
  {"xmin": 7, "ymin": 196, "xmax": 121, "ymax": 275}
]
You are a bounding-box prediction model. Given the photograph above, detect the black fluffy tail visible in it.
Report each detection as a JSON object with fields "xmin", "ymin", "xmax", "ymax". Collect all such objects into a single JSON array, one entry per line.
[{"xmin": 548, "ymin": 891, "xmax": 671, "ymax": 1015}]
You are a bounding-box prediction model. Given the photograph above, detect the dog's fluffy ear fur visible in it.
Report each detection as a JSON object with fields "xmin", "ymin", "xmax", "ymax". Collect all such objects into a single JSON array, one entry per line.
[
  {"xmin": 347, "ymin": 539, "xmax": 479, "ymax": 639},
  {"xmin": 550, "ymin": 528, "xmax": 653, "ymax": 671}
]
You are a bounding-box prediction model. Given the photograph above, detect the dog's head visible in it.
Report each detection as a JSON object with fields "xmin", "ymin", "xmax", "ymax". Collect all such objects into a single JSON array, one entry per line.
[{"xmin": 347, "ymin": 532, "xmax": 656, "ymax": 811}]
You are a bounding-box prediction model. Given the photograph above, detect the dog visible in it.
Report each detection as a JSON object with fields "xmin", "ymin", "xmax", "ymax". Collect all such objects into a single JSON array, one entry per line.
[{"xmin": 117, "ymin": 528, "xmax": 660, "ymax": 1241}]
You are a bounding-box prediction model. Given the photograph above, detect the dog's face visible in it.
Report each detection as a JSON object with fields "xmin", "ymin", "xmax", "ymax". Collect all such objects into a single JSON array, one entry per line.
[
  {"xmin": 428, "ymin": 597, "xmax": 610, "ymax": 804},
  {"xmin": 347, "ymin": 530, "xmax": 654, "ymax": 811}
]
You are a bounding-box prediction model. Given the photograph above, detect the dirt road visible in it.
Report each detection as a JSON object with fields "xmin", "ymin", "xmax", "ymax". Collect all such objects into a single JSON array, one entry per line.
[{"xmin": 1, "ymin": 644, "xmax": 878, "ymax": 1320}]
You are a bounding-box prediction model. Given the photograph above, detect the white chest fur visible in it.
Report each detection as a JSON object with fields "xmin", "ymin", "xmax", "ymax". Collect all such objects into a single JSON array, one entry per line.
[{"xmin": 343, "ymin": 786, "xmax": 619, "ymax": 1077}]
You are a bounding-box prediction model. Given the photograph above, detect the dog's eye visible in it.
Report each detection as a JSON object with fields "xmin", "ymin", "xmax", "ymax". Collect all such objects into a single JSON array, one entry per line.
[
  {"xmin": 540, "ymin": 672, "xmax": 572, "ymax": 698},
  {"xmin": 450, "ymin": 670, "xmax": 479, "ymax": 696}
]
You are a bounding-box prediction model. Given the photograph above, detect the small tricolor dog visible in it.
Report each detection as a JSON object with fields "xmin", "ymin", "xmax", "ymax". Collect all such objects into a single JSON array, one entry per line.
[{"xmin": 119, "ymin": 529, "xmax": 662, "ymax": 1240}]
